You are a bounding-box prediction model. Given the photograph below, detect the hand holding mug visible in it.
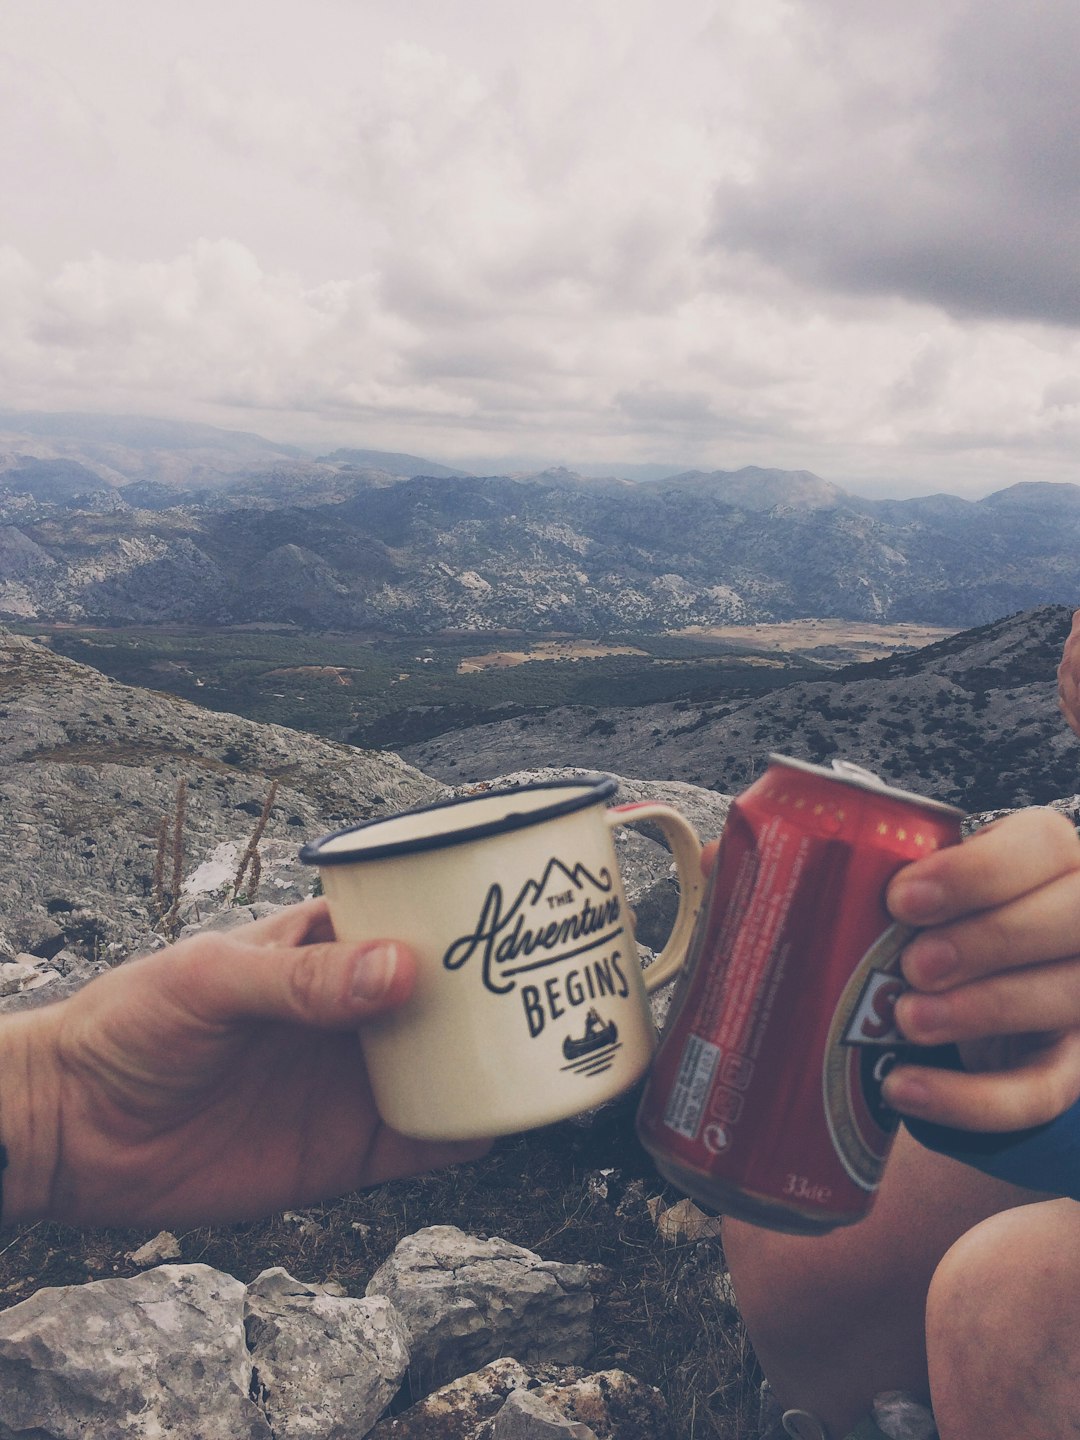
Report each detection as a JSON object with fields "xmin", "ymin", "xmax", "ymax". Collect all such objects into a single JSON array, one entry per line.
[{"xmin": 0, "ymin": 901, "xmax": 485, "ymax": 1229}]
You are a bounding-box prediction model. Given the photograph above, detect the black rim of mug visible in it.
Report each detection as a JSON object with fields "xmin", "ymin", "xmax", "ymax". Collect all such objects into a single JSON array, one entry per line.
[{"xmin": 299, "ymin": 775, "xmax": 619, "ymax": 865}]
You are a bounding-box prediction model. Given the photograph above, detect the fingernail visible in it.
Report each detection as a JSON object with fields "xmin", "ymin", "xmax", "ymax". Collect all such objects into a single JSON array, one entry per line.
[
  {"xmin": 889, "ymin": 878, "xmax": 947, "ymax": 923},
  {"xmin": 351, "ymin": 943, "xmax": 397, "ymax": 1001},
  {"xmin": 883, "ymin": 1071, "xmax": 931, "ymax": 1114},
  {"xmin": 896, "ymin": 993, "xmax": 951, "ymax": 1043},
  {"xmin": 904, "ymin": 936, "xmax": 960, "ymax": 988}
]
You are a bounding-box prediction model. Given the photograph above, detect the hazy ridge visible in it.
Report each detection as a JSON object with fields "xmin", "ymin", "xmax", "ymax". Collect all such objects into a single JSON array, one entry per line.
[{"xmin": 2, "ymin": 414, "xmax": 1080, "ymax": 632}]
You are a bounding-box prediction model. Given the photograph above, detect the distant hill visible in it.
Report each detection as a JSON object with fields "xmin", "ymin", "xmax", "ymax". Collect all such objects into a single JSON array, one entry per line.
[
  {"xmin": 649, "ymin": 465, "xmax": 849, "ymax": 510},
  {"xmin": 400, "ymin": 606, "xmax": 1080, "ymax": 813},
  {"xmin": 0, "ymin": 413, "xmax": 469, "ymax": 507},
  {"xmin": 0, "ymin": 410, "xmax": 305, "ymax": 454},
  {"xmin": 0, "ymin": 411, "xmax": 306, "ymax": 490},
  {"xmin": 318, "ymin": 448, "xmax": 472, "ymax": 479},
  {"xmin": 2, "ymin": 466, "xmax": 1078, "ymax": 630},
  {"xmin": 0, "ymin": 457, "xmax": 107, "ymax": 503},
  {"xmin": 1, "ymin": 415, "xmax": 1079, "ymax": 630}
]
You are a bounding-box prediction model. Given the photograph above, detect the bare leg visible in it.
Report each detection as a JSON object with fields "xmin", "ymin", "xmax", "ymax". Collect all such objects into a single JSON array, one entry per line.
[
  {"xmin": 926, "ymin": 1197, "xmax": 1080, "ymax": 1440},
  {"xmin": 723, "ymin": 1128, "xmax": 1045, "ymax": 1437}
]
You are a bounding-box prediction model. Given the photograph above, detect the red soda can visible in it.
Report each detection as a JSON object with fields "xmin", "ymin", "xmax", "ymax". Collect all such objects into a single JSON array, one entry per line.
[{"xmin": 636, "ymin": 754, "xmax": 964, "ymax": 1234}]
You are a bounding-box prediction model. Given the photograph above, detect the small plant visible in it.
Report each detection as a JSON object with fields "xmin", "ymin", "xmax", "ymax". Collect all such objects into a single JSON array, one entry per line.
[
  {"xmin": 153, "ymin": 778, "xmax": 188, "ymax": 940},
  {"xmin": 232, "ymin": 780, "xmax": 279, "ymax": 905}
]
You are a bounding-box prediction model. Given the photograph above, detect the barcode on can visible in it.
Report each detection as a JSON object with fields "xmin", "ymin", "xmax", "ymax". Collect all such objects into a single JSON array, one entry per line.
[{"xmin": 663, "ymin": 1033, "xmax": 722, "ymax": 1139}]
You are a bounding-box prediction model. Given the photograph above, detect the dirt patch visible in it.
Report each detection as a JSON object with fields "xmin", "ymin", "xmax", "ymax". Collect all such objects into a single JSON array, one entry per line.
[
  {"xmin": 672, "ymin": 620, "xmax": 956, "ymax": 662},
  {"xmin": 454, "ymin": 625, "xmax": 954, "ymax": 674},
  {"xmin": 458, "ymin": 643, "xmax": 650, "ymax": 674}
]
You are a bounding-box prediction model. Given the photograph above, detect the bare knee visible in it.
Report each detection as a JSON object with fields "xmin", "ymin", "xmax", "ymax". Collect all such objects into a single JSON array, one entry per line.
[
  {"xmin": 926, "ymin": 1200, "xmax": 1074, "ymax": 1360},
  {"xmin": 926, "ymin": 1200, "xmax": 1080, "ymax": 1439}
]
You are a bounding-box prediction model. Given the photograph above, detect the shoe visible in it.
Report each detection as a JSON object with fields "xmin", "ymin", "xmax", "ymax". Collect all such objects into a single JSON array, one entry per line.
[
  {"xmin": 871, "ymin": 1391, "xmax": 938, "ymax": 1440},
  {"xmin": 781, "ymin": 1411, "xmax": 829, "ymax": 1440},
  {"xmin": 779, "ymin": 1395, "xmax": 936, "ymax": 1440}
]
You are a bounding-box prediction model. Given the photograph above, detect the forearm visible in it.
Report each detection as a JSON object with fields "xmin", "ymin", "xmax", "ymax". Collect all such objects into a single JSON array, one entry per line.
[{"xmin": 0, "ymin": 1008, "xmax": 64, "ymax": 1227}]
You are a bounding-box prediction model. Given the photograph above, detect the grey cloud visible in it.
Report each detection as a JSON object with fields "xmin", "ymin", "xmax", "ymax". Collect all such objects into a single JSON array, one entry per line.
[
  {"xmin": 1043, "ymin": 377, "xmax": 1080, "ymax": 409},
  {"xmin": 711, "ymin": 0, "xmax": 1080, "ymax": 325},
  {"xmin": 616, "ymin": 386, "xmax": 719, "ymax": 424},
  {"xmin": 405, "ymin": 336, "xmax": 559, "ymax": 384},
  {"xmin": 614, "ymin": 384, "xmax": 794, "ymax": 446},
  {"xmin": 887, "ymin": 342, "xmax": 956, "ymax": 412}
]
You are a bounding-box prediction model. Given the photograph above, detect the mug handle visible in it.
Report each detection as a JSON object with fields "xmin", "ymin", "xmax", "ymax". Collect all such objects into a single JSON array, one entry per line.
[{"xmin": 606, "ymin": 801, "xmax": 705, "ymax": 993}]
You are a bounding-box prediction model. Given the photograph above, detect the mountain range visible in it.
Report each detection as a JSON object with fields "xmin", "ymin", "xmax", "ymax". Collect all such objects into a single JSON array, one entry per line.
[{"xmin": 2, "ymin": 412, "xmax": 1079, "ymax": 631}]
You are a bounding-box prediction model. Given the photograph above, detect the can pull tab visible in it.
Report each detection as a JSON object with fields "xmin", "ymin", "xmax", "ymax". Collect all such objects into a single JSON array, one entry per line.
[{"xmin": 828, "ymin": 759, "xmax": 887, "ymax": 789}]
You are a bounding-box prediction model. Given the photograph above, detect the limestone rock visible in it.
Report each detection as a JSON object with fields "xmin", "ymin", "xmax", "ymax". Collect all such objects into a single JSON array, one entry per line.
[
  {"xmin": 707, "ymin": 1271, "xmax": 739, "ymax": 1310},
  {"xmin": 367, "ymin": 1357, "xmax": 535, "ymax": 1438},
  {"xmin": 125, "ymin": 1230, "xmax": 183, "ymax": 1267},
  {"xmin": 19, "ymin": 967, "xmax": 63, "ymax": 991},
  {"xmin": 371, "ymin": 1362, "xmax": 669, "ymax": 1440},
  {"xmin": 489, "ymin": 1388, "xmax": 597, "ymax": 1439},
  {"xmin": 647, "ymin": 1197, "xmax": 724, "ymax": 1244},
  {"xmin": 244, "ymin": 1267, "xmax": 410, "ymax": 1440},
  {"xmin": 0, "ymin": 959, "xmax": 41, "ymax": 995},
  {"xmin": 872, "ymin": 1390, "xmax": 939, "ymax": 1440},
  {"xmin": 0, "ymin": 960, "xmax": 110, "ymax": 1013},
  {"xmin": 0, "ymin": 1263, "xmax": 268, "ymax": 1438},
  {"xmin": 366, "ymin": 1227, "xmax": 594, "ymax": 1394},
  {"xmin": 513, "ymin": 1370, "xmax": 672, "ymax": 1440}
]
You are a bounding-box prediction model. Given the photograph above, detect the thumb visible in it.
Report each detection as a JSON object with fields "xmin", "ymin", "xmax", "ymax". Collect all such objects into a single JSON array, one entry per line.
[{"xmin": 160, "ymin": 931, "xmax": 419, "ymax": 1030}]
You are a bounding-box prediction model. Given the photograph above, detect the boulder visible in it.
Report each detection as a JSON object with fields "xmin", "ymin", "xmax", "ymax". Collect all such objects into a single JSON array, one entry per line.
[
  {"xmin": 0, "ymin": 960, "xmax": 40, "ymax": 996},
  {"xmin": 872, "ymin": 1390, "xmax": 939, "ymax": 1440},
  {"xmin": 0, "ymin": 1264, "xmax": 269, "ymax": 1438},
  {"xmin": 244, "ymin": 1267, "xmax": 410, "ymax": 1440},
  {"xmin": 366, "ymin": 1227, "xmax": 594, "ymax": 1394},
  {"xmin": 125, "ymin": 1230, "xmax": 183, "ymax": 1267},
  {"xmin": 646, "ymin": 1197, "xmax": 724, "ymax": 1245},
  {"xmin": 498, "ymin": 1370, "xmax": 671, "ymax": 1440}
]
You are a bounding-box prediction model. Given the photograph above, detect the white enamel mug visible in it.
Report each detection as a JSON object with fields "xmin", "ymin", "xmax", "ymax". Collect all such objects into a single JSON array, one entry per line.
[{"xmin": 300, "ymin": 777, "xmax": 704, "ymax": 1140}]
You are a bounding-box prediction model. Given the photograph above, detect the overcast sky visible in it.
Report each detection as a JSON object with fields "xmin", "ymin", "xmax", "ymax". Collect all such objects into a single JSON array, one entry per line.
[{"xmin": 3, "ymin": 0, "xmax": 1079, "ymax": 496}]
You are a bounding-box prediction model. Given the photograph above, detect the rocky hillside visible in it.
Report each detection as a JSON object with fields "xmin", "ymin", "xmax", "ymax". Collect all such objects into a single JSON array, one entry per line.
[
  {"xmin": 0, "ymin": 629, "xmax": 446, "ymax": 966},
  {"xmin": 0, "ymin": 628, "xmax": 738, "ymax": 975},
  {"xmin": 402, "ymin": 606, "xmax": 1080, "ymax": 813},
  {"xmin": 2, "ymin": 422, "xmax": 1080, "ymax": 628}
]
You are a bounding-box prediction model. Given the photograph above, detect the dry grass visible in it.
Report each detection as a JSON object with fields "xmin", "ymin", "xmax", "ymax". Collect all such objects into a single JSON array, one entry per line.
[{"xmin": 0, "ymin": 1091, "xmax": 762, "ymax": 1438}]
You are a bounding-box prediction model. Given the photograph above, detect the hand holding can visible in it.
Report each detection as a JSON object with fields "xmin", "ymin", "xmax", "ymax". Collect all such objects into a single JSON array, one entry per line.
[{"xmin": 883, "ymin": 806, "xmax": 1080, "ymax": 1146}]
